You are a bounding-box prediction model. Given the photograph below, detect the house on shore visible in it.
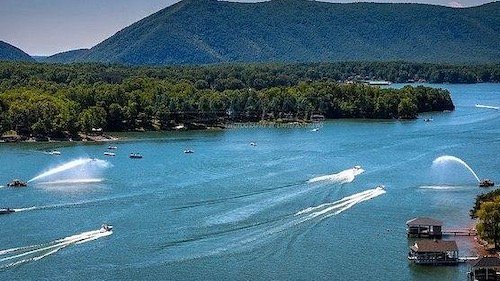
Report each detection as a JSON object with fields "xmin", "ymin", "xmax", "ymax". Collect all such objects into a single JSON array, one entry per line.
[
  {"xmin": 468, "ymin": 256, "xmax": 500, "ymax": 281},
  {"xmin": 407, "ymin": 217, "xmax": 443, "ymax": 238},
  {"xmin": 408, "ymin": 240, "xmax": 458, "ymax": 265}
]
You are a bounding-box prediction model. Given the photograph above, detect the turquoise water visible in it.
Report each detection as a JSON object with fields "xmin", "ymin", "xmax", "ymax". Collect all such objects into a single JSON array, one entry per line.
[{"xmin": 0, "ymin": 83, "xmax": 499, "ymax": 281}]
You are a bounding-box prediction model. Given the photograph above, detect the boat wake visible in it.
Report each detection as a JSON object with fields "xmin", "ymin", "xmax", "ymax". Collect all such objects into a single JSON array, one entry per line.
[
  {"xmin": 207, "ymin": 168, "xmax": 366, "ymax": 225},
  {"xmin": 163, "ymin": 187, "xmax": 385, "ymax": 261},
  {"xmin": 10, "ymin": 196, "xmax": 120, "ymax": 213},
  {"xmin": 0, "ymin": 228, "xmax": 112, "ymax": 269},
  {"xmin": 307, "ymin": 166, "xmax": 365, "ymax": 184},
  {"xmin": 476, "ymin": 104, "xmax": 500, "ymax": 110},
  {"xmin": 295, "ymin": 186, "xmax": 386, "ymax": 221},
  {"xmin": 418, "ymin": 185, "xmax": 469, "ymax": 190}
]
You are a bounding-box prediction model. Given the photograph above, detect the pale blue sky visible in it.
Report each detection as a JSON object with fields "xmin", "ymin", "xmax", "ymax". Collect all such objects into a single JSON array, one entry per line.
[{"xmin": 0, "ymin": 0, "xmax": 494, "ymax": 56}]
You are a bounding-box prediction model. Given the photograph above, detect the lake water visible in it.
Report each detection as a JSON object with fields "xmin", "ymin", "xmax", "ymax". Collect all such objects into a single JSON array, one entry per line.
[{"xmin": 0, "ymin": 83, "xmax": 499, "ymax": 281}]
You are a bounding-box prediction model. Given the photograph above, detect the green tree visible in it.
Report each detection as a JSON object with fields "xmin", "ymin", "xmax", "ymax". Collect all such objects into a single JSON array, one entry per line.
[
  {"xmin": 79, "ymin": 106, "xmax": 107, "ymax": 132},
  {"xmin": 398, "ymin": 97, "xmax": 418, "ymax": 119},
  {"xmin": 476, "ymin": 198, "xmax": 500, "ymax": 249}
]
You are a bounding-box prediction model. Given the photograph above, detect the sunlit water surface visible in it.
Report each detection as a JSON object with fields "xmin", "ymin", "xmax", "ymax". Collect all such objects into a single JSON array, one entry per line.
[{"xmin": 0, "ymin": 83, "xmax": 499, "ymax": 280}]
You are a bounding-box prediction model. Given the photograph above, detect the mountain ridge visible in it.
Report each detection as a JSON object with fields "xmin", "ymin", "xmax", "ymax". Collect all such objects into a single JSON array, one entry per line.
[
  {"xmin": 0, "ymin": 41, "xmax": 34, "ymax": 62},
  {"xmin": 51, "ymin": 0, "xmax": 500, "ymax": 65}
]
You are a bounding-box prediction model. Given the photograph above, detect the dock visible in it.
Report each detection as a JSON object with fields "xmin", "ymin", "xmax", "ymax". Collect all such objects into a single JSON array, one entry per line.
[{"xmin": 442, "ymin": 228, "xmax": 477, "ymax": 236}]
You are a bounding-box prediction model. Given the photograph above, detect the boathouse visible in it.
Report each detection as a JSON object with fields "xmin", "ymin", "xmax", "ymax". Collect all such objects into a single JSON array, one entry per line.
[
  {"xmin": 408, "ymin": 240, "xmax": 458, "ymax": 265},
  {"xmin": 468, "ymin": 256, "xmax": 500, "ymax": 281},
  {"xmin": 407, "ymin": 217, "xmax": 443, "ymax": 238}
]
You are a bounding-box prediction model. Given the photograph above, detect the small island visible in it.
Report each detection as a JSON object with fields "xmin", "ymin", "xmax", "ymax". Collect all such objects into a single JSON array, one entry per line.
[{"xmin": 0, "ymin": 62, "xmax": 460, "ymax": 141}]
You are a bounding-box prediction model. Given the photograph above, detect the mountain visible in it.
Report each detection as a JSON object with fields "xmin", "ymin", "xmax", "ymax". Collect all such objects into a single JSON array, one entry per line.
[
  {"xmin": 0, "ymin": 41, "xmax": 34, "ymax": 62},
  {"xmin": 37, "ymin": 49, "xmax": 90, "ymax": 63},
  {"xmin": 78, "ymin": 0, "xmax": 500, "ymax": 65}
]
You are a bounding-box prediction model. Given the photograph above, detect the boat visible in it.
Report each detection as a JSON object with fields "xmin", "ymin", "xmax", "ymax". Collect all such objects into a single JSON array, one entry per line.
[
  {"xmin": 104, "ymin": 152, "xmax": 116, "ymax": 157},
  {"xmin": 129, "ymin": 153, "xmax": 143, "ymax": 159},
  {"xmin": 479, "ymin": 179, "xmax": 495, "ymax": 187},
  {"xmin": 250, "ymin": 142, "xmax": 257, "ymax": 146},
  {"xmin": 367, "ymin": 80, "xmax": 392, "ymax": 86},
  {"xmin": 0, "ymin": 208, "xmax": 15, "ymax": 215},
  {"xmin": 311, "ymin": 128, "xmax": 320, "ymax": 132},
  {"xmin": 184, "ymin": 149, "xmax": 194, "ymax": 154},
  {"xmin": 7, "ymin": 179, "xmax": 27, "ymax": 187},
  {"xmin": 423, "ymin": 118, "xmax": 433, "ymax": 122},
  {"xmin": 354, "ymin": 165, "xmax": 362, "ymax": 170},
  {"xmin": 46, "ymin": 150, "xmax": 61, "ymax": 155},
  {"xmin": 100, "ymin": 224, "xmax": 113, "ymax": 232},
  {"xmin": 107, "ymin": 146, "xmax": 117, "ymax": 150}
]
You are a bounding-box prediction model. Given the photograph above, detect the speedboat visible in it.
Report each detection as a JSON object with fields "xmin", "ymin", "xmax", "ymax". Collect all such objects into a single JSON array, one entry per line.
[
  {"xmin": 100, "ymin": 224, "xmax": 113, "ymax": 232},
  {"xmin": 129, "ymin": 153, "xmax": 143, "ymax": 159},
  {"xmin": 0, "ymin": 208, "xmax": 15, "ymax": 215},
  {"xmin": 46, "ymin": 150, "xmax": 61, "ymax": 155},
  {"xmin": 311, "ymin": 128, "xmax": 320, "ymax": 132},
  {"xmin": 104, "ymin": 152, "xmax": 116, "ymax": 157},
  {"xmin": 250, "ymin": 142, "xmax": 257, "ymax": 146},
  {"xmin": 479, "ymin": 179, "xmax": 495, "ymax": 187},
  {"xmin": 184, "ymin": 149, "xmax": 194, "ymax": 154},
  {"xmin": 7, "ymin": 179, "xmax": 27, "ymax": 187},
  {"xmin": 107, "ymin": 146, "xmax": 117, "ymax": 150}
]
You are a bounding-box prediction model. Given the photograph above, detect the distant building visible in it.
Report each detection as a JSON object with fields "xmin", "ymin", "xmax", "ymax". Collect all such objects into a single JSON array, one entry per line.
[
  {"xmin": 408, "ymin": 240, "xmax": 458, "ymax": 265},
  {"xmin": 407, "ymin": 217, "xmax": 443, "ymax": 238},
  {"xmin": 468, "ymin": 256, "xmax": 500, "ymax": 281}
]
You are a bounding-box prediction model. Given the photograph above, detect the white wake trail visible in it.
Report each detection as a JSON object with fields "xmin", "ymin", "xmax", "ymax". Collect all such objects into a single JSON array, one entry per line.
[
  {"xmin": 296, "ymin": 187, "xmax": 386, "ymax": 221},
  {"xmin": 161, "ymin": 187, "xmax": 385, "ymax": 262},
  {"xmin": 307, "ymin": 167, "xmax": 365, "ymax": 184},
  {"xmin": 0, "ymin": 228, "xmax": 112, "ymax": 269},
  {"xmin": 476, "ymin": 104, "xmax": 499, "ymax": 110}
]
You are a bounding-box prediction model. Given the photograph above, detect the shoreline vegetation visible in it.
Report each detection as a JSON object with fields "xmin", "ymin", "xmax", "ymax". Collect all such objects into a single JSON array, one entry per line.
[
  {"xmin": 470, "ymin": 189, "xmax": 500, "ymax": 255},
  {"xmin": 1, "ymin": 61, "xmax": 493, "ymax": 142}
]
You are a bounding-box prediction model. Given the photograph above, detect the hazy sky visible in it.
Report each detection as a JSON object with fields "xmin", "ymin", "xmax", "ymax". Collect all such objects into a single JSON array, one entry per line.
[{"xmin": 0, "ymin": 0, "xmax": 494, "ymax": 56}]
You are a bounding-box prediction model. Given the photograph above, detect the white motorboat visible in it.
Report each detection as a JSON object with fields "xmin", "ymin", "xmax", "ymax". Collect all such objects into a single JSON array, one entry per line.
[{"xmin": 100, "ymin": 224, "xmax": 113, "ymax": 232}]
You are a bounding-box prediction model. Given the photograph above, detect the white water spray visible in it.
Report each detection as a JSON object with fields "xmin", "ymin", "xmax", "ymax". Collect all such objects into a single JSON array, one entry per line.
[
  {"xmin": 307, "ymin": 166, "xmax": 365, "ymax": 184},
  {"xmin": 28, "ymin": 158, "xmax": 110, "ymax": 183},
  {"xmin": 432, "ymin": 155, "xmax": 480, "ymax": 183},
  {"xmin": 0, "ymin": 227, "xmax": 112, "ymax": 269},
  {"xmin": 36, "ymin": 179, "xmax": 104, "ymax": 185}
]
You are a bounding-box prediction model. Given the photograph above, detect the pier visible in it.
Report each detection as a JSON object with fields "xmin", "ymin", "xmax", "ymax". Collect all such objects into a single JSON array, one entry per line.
[{"xmin": 442, "ymin": 228, "xmax": 477, "ymax": 237}]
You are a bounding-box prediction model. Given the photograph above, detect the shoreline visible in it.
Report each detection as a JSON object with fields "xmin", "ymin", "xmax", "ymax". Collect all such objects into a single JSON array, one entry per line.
[{"xmin": 0, "ymin": 112, "xmax": 453, "ymax": 144}]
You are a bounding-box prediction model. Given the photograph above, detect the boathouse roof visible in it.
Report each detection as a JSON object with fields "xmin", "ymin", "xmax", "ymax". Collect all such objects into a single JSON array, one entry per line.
[
  {"xmin": 411, "ymin": 240, "xmax": 458, "ymax": 252},
  {"xmin": 472, "ymin": 256, "xmax": 500, "ymax": 268},
  {"xmin": 406, "ymin": 217, "xmax": 443, "ymax": 226}
]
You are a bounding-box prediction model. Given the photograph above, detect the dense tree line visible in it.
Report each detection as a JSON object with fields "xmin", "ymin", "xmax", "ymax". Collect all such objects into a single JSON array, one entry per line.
[
  {"xmin": 0, "ymin": 61, "xmax": 458, "ymax": 138},
  {"xmin": 0, "ymin": 62, "xmax": 498, "ymax": 92}
]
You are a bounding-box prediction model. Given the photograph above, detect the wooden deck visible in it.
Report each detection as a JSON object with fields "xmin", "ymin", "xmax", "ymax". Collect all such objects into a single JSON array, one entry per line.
[{"xmin": 442, "ymin": 229, "xmax": 477, "ymax": 236}]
